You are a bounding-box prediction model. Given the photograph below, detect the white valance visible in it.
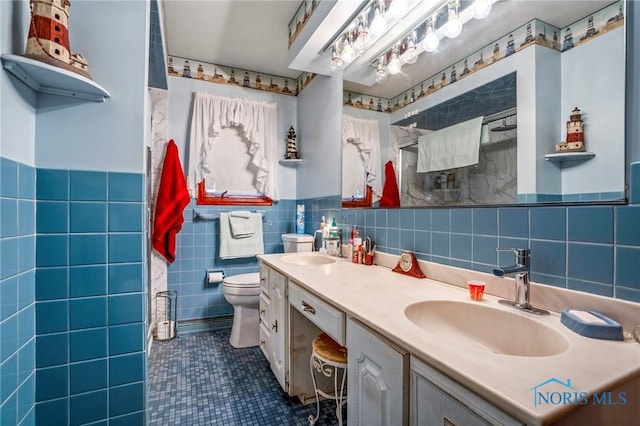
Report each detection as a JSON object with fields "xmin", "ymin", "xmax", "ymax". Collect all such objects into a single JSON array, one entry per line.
[
  {"xmin": 342, "ymin": 114, "xmax": 382, "ymax": 202},
  {"xmin": 187, "ymin": 91, "xmax": 279, "ymax": 200}
]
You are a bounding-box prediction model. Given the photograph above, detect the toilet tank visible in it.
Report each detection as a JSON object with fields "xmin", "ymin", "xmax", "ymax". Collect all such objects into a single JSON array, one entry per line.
[{"xmin": 281, "ymin": 233, "xmax": 314, "ymax": 253}]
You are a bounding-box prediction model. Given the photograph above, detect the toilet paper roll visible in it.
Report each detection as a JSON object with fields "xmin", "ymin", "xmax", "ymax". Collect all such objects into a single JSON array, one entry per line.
[{"xmin": 208, "ymin": 271, "xmax": 224, "ymax": 284}]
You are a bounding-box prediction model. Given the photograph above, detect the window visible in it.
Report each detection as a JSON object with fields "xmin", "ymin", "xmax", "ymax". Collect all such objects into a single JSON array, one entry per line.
[
  {"xmin": 187, "ymin": 92, "xmax": 279, "ymax": 206},
  {"xmin": 196, "ymin": 127, "xmax": 272, "ymax": 205}
]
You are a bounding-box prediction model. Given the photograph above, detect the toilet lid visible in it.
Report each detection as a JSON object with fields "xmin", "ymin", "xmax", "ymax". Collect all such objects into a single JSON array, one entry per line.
[{"xmin": 223, "ymin": 272, "xmax": 260, "ymax": 288}]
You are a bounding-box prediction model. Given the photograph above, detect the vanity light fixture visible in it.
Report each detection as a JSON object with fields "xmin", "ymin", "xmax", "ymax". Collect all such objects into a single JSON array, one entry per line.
[
  {"xmin": 369, "ymin": 0, "xmax": 388, "ymax": 37},
  {"xmin": 445, "ymin": 0, "xmax": 463, "ymax": 39},
  {"xmin": 473, "ymin": 0, "xmax": 492, "ymax": 19},
  {"xmin": 371, "ymin": 0, "xmax": 499, "ymax": 83},
  {"xmin": 422, "ymin": 16, "xmax": 440, "ymax": 52}
]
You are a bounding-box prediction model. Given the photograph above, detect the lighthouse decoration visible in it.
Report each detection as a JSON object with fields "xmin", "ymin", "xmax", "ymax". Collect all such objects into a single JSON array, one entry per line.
[
  {"xmin": 24, "ymin": 0, "xmax": 91, "ymax": 79},
  {"xmin": 285, "ymin": 126, "xmax": 299, "ymax": 159},
  {"xmin": 555, "ymin": 107, "xmax": 585, "ymax": 153}
]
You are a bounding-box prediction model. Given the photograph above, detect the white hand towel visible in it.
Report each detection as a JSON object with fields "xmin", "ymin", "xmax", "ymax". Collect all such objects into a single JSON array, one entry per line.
[
  {"xmin": 229, "ymin": 211, "xmax": 255, "ymax": 238},
  {"xmin": 417, "ymin": 116, "xmax": 484, "ymax": 173},
  {"xmin": 220, "ymin": 213, "xmax": 264, "ymax": 259}
]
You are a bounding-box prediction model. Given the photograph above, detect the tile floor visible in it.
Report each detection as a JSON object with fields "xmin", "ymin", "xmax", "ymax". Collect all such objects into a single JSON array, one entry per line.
[{"xmin": 148, "ymin": 329, "xmax": 342, "ymax": 425}]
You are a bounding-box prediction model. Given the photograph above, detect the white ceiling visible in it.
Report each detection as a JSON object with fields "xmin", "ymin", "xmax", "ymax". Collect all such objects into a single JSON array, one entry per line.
[{"xmin": 162, "ymin": 0, "xmax": 615, "ymax": 98}]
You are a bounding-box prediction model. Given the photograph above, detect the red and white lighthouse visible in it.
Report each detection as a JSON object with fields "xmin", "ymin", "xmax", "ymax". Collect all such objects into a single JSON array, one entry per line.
[{"xmin": 24, "ymin": 0, "xmax": 90, "ymax": 78}]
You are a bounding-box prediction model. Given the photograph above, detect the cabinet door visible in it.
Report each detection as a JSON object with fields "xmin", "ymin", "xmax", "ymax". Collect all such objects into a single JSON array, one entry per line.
[
  {"xmin": 411, "ymin": 357, "xmax": 524, "ymax": 426},
  {"xmin": 347, "ymin": 317, "xmax": 409, "ymax": 426},
  {"xmin": 270, "ymin": 269, "xmax": 288, "ymax": 392}
]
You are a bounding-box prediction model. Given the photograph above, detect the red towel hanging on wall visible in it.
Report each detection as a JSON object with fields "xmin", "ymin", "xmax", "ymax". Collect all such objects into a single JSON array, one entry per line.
[
  {"xmin": 153, "ymin": 139, "xmax": 191, "ymax": 263},
  {"xmin": 379, "ymin": 160, "xmax": 401, "ymax": 208}
]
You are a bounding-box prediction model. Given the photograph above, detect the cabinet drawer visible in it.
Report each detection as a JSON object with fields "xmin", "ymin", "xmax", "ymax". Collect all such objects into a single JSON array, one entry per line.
[
  {"xmin": 259, "ymin": 322, "xmax": 271, "ymax": 361},
  {"xmin": 289, "ymin": 282, "xmax": 345, "ymax": 346},
  {"xmin": 259, "ymin": 292, "xmax": 271, "ymax": 325}
]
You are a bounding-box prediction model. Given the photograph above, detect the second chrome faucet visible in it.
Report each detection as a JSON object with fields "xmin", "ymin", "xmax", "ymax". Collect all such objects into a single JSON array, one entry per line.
[{"xmin": 493, "ymin": 248, "xmax": 549, "ymax": 315}]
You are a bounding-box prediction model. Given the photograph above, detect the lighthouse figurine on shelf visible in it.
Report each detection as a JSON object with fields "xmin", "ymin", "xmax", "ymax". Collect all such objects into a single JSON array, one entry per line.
[
  {"xmin": 24, "ymin": 0, "xmax": 91, "ymax": 79},
  {"xmin": 285, "ymin": 126, "xmax": 299, "ymax": 159},
  {"xmin": 555, "ymin": 107, "xmax": 585, "ymax": 153}
]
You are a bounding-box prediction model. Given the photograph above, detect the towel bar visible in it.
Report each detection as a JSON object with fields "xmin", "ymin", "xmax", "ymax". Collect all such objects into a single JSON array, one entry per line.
[{"xmin": 192, "ymin": 210, "xmax": 266, "ymax": 222}]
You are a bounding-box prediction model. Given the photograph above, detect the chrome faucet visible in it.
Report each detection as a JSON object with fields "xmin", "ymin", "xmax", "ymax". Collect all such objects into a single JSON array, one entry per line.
[{"xmin": 493, "ymin": 248, "xmax": 549, "ymax": 315}]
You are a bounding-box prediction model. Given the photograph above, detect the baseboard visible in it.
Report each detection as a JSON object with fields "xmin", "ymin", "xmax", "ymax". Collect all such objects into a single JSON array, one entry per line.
[{"xmin": 177, "ymin": 315, "xmax": 233, "ymax": 335}]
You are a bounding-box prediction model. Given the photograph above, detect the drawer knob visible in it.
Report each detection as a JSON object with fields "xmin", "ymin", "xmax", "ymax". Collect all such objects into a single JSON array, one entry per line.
[
  {"xmin": 260, "ymin": 339, "xmax": 265, "ymax": 346},
  {"xmin": 301, "ymin": 301, "xmax": 316, "ymax": 315},
  {"xmin": 271, "ymin": 320, "xmax": 278, "ymax": 332},
  {"xmin": 260, "ymin": 276, "xmax": 266, "ymax": 282},
  {"xmin": 260, "ymin": 308, "xmax": 266, "ymax": 315}
]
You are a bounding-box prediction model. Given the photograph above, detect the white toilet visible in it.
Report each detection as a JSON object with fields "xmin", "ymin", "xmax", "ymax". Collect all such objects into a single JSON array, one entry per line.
[
  {"xmin": 222, "ymin": 233, "xmax": 314, "ymax": 348},
  {"xmin": 223, "ymin": 272, "xmax": 262, "ymax": 348}
]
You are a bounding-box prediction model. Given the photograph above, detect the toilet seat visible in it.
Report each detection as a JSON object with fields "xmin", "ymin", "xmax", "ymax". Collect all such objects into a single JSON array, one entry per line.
[
  {"xmin": 223, "ymin": 272, "xmax": 260, "ymax": 288},
  {"xmin": 222, "ymin": 273, "xmax": 261, "ymax": 296}
]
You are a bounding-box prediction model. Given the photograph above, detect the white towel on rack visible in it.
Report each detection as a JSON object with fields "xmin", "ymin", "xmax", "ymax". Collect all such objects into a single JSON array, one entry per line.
[
  {"xmin": 417, "ymin": 116, "xmax": 484, "ymax": 172},
  {"xmin": 220, "ymin": 212, "xmax": 264, "ymax": 259},
  {"xmin": 228, "ymin": 211, "xmax": 255, "ymax": 238}
]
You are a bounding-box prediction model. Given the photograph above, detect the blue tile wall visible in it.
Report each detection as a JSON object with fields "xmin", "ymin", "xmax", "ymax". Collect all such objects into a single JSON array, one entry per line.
[
  {"xmin": 33, "ymin": 168, "xmax": 146, "ymax": 426},
  {"xmin": 302, "ymin": 194, "xmax": 640, "ymax": 303},
  {"xmin": 168, "ymin": 199, "xmax": 298, "ymax": 321},
  {"xmin": 1, "ymin": 158, "xmax": 36, "ymax": 425}
]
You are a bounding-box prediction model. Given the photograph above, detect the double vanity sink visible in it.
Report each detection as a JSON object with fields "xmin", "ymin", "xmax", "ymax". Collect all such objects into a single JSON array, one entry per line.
[{"xmin": 259, "ymin": 251, "xmax": 640, "ymax": 425}]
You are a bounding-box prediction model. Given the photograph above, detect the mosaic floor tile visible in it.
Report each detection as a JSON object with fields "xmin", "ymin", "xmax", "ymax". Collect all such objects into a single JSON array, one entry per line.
[{"xmin": 148, "ymin": 329, "xmax": 342, "ymax": 425}]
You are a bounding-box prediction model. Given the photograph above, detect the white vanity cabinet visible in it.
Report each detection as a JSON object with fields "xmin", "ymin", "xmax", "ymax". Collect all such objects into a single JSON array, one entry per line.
[
  {"xmin": 259, "ymin": 264, "xmax": 289, "ymax": 392},
  {"xmin": 347, "ymin": 317, "xmax": 409, "ymax": 426},
  {"xmin": 410, "ymin": 357, "xmax": 525, "ymax": 426}
]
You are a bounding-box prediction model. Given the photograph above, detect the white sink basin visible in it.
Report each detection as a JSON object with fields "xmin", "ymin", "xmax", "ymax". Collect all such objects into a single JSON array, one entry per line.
[
  {"xmin": 280, "ymin": 254, "xmax": 336, "ymax": 266},
  {"xmin": 404, "ymin": 300, "xmax": 569, "ymax": 357}
]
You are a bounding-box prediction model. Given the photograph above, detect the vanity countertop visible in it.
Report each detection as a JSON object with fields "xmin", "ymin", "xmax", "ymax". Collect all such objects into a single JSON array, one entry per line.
[{"xmin": 258, "ymin": 252, "xmax": 640, "ymax": 425}]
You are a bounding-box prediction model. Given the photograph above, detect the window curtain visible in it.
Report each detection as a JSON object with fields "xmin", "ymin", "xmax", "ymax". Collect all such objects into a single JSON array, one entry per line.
[
  {"xmin": 342, "ymin": 114, "xmax": 382, "ymax": 202},
  {"xmin": 187, "ymin": 91, "xmax": 279, "ymax": 200}
]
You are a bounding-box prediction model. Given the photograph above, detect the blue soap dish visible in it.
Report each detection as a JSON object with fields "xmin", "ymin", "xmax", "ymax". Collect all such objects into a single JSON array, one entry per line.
[{"xmin": 560, "ymin": 309, "xmax": 623, "ymax": 340}]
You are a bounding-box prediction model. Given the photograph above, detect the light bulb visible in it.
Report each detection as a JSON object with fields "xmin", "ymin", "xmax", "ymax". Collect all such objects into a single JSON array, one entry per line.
[
  {"xmin": 340, "ymin": 43, "xmax": 356, "ymax": 63},
  {"xmin": 369, "ymin": 3, "xmax": 387, "ymax": 37},
  {"xmin": 330, "ymin": 57, "xmax": 343, "ymax": 73},
  {"xmin": 422, "ymin": 24, "xmax": 439, "ymax": 52},
  {"xmin": 445, "ymin": 1, "xmax": 463, "ymax": 39},
  {"xmin": 330, "ymin": 47, "xmax": 343, "ymax": 72},
  {"xmin": 376, "ymin": 59, "xmax": 388, "ymax": 83},
  {"xmin": 473, "ymin": 0, "xmax": 492, "ymax": 19},
  {"xmin": 403, "ymin": 32, "xmax": 418, "ymax": 64},
  {"xmin": 387, "ymin": 53, "xmax": 402, "ymax": 75},
  {"xmin": 445, "ymin": 16, "xmax": 462, "ymax": 38},
  {"xmin": 403, "ymin": 47, "xmax": 418, "ymax": 64},
  {"xmin": 387, "ymin": 0, "xmax": 408, "ymax": 20}
]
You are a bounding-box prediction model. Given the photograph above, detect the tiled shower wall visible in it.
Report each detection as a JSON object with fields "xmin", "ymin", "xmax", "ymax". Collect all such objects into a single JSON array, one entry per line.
[
  {"xmin": 167, "ymin": 199, "xmax": 298, "ymax": 322},
  {"xmin": 0, "ymin": 158, "xmax": 37, "ymax": 426},
  {"xmin": 34, "ymin": 169, "xmax": 146, "ymax": 425}
]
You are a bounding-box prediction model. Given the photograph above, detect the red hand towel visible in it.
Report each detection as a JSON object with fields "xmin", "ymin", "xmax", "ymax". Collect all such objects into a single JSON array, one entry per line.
[
  {"xmin": 153, "ymin": 139, "xmax": 191, "ymax": 263},
  {"xmin": 379, "ymin": 160, "xmax": 401, "ymax": 208}
]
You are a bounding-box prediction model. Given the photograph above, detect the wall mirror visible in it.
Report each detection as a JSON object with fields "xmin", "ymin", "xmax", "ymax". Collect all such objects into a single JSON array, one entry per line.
[{"xmin": 341, "ymin": 0, "xmax": 627, "ymax": 208}]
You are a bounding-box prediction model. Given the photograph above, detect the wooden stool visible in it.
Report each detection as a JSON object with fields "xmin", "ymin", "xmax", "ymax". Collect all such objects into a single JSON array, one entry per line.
[{"xmin": 308, "ymin": 332, "xmax": 348, "ymax": 426}]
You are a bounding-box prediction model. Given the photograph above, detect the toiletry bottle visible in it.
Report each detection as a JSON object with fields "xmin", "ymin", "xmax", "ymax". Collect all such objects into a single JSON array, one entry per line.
[
  {"xmin": 330, "ymin": 218, "xmax": 338, "ymax": 237},
  {"xmin": 352, "ymin": 226, "xmax": 362, "ymax": 263}
]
